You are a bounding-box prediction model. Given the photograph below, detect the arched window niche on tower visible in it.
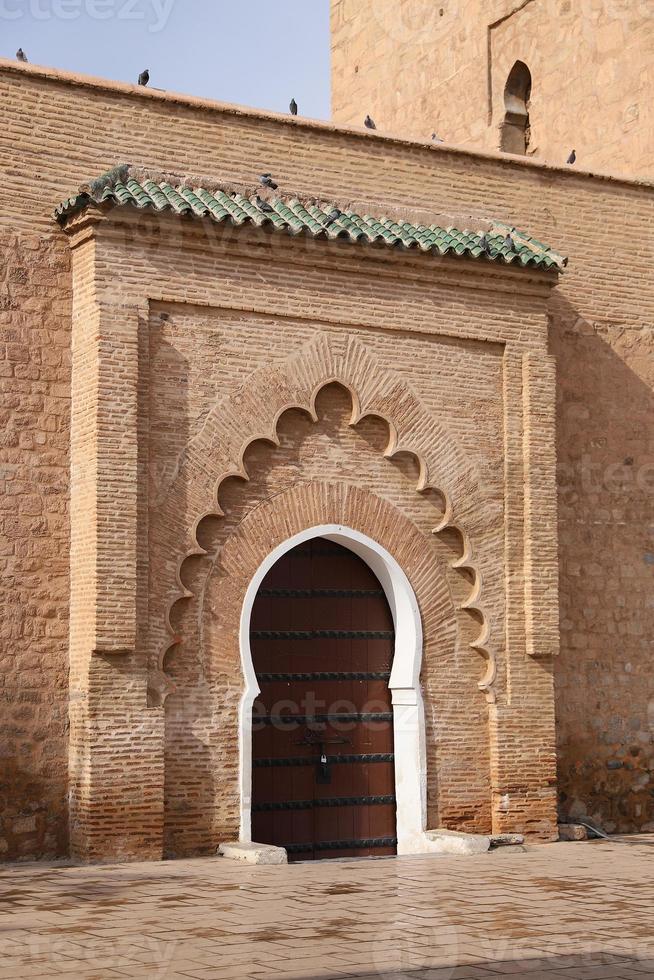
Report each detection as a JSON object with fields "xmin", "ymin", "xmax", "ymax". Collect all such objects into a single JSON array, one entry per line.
[{"xmin": 500, "ymin": 60, "xmax": 532, "ymax": 155}]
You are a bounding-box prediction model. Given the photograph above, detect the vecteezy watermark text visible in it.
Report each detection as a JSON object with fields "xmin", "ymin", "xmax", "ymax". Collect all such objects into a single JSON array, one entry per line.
[{"xmin": 0, "ymin": 0, "xmax": 174, "ymax": 32}]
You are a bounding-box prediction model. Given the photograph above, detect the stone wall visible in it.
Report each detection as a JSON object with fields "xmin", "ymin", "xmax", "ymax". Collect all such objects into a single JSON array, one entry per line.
[
  {"xmin": 331, "ymin": 0, "xmax": 654, "ymax": 178},
  {"xmin": 0, "ymin": 229, "xmax": 70, "ymax": 859}
]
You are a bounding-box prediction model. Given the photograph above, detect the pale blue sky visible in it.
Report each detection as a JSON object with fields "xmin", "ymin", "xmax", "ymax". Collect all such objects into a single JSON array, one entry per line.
[{"xmin": 2, "ymin": 0, "xmax": 331, "ymax": 118}]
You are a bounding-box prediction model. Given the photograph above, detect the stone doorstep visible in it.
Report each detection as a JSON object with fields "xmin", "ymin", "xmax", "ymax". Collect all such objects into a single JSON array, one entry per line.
[
  {"xmin": 489, "ymin": 832, "xmax": 526, "ymax": 847},
  {"xmin": 558, "ymin": 822, "xmax": 589, "ymax": 841},
  {"xmin": 423, "ymin": 829, "xmax": 491, "ymax": 855},
  {"xmin": 218, "ymin": 832, "xmax": 529, "ymax": 864},
  {"xmin": 218, "ymin": 841, "xmax": 288, "ymax": 865}
]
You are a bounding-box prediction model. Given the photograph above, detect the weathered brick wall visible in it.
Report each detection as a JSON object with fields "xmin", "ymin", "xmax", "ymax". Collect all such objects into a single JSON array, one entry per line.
[
  {"xmin": 331, "ymin": 0, "xmax": 654, "ymax": 178},
  {"xmin": 0, "ymin": 58, "xmax": 651, "ymax": 857},
  {"xmin": 0, "ymin": 229, "xmax": 70, "ymax": 858},
  {"xmin": 553, "ymin": 313, "xmax": 654, "ymax": 832}
]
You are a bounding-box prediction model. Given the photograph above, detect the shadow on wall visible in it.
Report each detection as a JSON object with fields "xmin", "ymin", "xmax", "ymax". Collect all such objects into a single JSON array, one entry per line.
[
  {"xmin": 146, "ymin": 314, "xmax": 219, "ymax": 859},
  {"xmin": 0, "ymin": 759, "xmax": 68, "ymax": 860},
  {"xmin": 550, "ymin": 293, "xmax": 654, "ymax": 834}
]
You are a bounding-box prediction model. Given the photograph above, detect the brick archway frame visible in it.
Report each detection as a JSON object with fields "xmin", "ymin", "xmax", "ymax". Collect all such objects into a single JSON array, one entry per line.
[
  {"xmin": 148, "ymin": 332, "xmax": 499, "ymax": 709},
  {"xmin": 202, "ymin": 482, "xmax": 459, "ymax": 855}
]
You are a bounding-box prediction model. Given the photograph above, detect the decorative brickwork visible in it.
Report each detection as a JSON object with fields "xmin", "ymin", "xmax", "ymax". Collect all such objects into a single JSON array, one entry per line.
[
  {"xmin": 52, "ymin": 190, "xmax": 560, "ymax": 859},
  {"xmin": 165, "ymin": 476, "xmax": 461, "ymax": 854},
  {"xmin": 147, "ymin": 330, "xmax": 497, "ymax": 708}
]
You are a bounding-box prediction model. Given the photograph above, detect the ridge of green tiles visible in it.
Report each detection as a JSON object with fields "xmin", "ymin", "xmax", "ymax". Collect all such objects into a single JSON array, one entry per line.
[{"xmin": 53, "ymin": 168, "xmax": 566, "ymax": 271}]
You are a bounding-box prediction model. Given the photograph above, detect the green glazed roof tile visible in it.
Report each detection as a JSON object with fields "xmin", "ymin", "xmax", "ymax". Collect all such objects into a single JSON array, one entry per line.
[{"xmin": 53, "ymin": 164, "xmax": 567, "ymax": 272}]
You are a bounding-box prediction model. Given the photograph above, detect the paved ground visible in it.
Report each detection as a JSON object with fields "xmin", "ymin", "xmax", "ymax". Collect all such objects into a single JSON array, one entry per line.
[{"xmin": 1, "ymin": 838, "xmax": 653, "ymax": 979}]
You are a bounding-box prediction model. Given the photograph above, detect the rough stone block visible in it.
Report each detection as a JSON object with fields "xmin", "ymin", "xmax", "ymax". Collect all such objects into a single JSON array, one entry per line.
[
  {"xmin": 424, "ymin": 829, "xmax": 491, "ymax": 855},
  {"xmin": 490, "ymin": 833, "xmax": 525, "ymax": 847},
  {"xmin": 558, "ymin": 823, "xmax": 588, "ymax": 841},
  {"xmin": 218, "ymin": 841, "xmax": 288, "ymax": 865}
]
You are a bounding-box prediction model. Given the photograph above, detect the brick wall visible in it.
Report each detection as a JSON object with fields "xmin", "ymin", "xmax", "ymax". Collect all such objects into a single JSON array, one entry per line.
[{"xmin": 0, "ymin": 58, "xmax": 652, "ymax": 856}]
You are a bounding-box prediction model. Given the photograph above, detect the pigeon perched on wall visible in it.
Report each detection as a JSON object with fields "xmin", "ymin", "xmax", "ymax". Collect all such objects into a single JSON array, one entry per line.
[
  {"xmin": 259, "ymin": 173, "xmax": 278, "ymax": 190},
  {"xmin": 323, "ymin": 208, "xmax": 341, "ymax": 229},
  {"xmin": 138, "ymin": 69, "xmax": 150, "ymax": 87},
  {"xmin": 289, "ymin": 98, "xmax": 298, "ymax": 116},
  {"xmin": 16, "ymin": 48, "xmax": 27, "ymax": 62},
  {"xmin": 431, "ymin": 133, "xmax": 443, "ymax": 143},
  {"xmin": 479, "ymin": 233, "xmax": 492, "ymax": 255},
  {"xmin": 254, "ymin": 195, "xmax": 275, "ymax": 214},
  {"xmin": 566, "ymin": 149, "xmax": 576, "ymax": 165},
  {"xmin": 504, "ymin": 233, "xmax": 515, "ymax": 251},
  {"xmin": 364, "ymin": 115, "xmax": 376, "ymax": 130}
]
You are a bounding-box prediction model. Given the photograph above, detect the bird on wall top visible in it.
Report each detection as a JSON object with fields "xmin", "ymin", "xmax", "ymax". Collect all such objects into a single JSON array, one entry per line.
[
  {"xmin": 431, "ymin": 133, "xmax": 443, "ymax": 143},
  {"xmin": 479, "ymin": 233, "xmax": 492, "ymax": 255},
  {"xmin": 259, "ymin": 173, "xmax": 278, "ymax": 190},
  {"xmin": 566, "ymin": 149, "xmax": 576, "ymax": 165},
  {"xmin": 138, "ymin": 68, "xmax": 150, "ymax": 87},
  {"xmin": 504, "ymin": 232, "xmax": 515, "ymax": 251},
  {"xmin": 322, "ymin": 207, "xmax": 341, "ymax": 229},
  {"xmin": 289, "ymin": 98, "xmax": 298, "ymax": 116},
  {"xmin": 364, "ymin": 114, "xmax": 376, "ymax": 130},
  {"xmin": 254, "ymin": 195, "xmax": 275, "ymax": 214},
  {"xmin": 16, "ymin": 48, "xmax": 27, "ymax": 62}
]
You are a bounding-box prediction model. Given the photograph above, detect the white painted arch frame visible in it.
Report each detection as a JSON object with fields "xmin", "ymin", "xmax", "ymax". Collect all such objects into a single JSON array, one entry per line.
[{"xmin": 239, "ymin": 523, "xmax": 434, "ymax": 856}]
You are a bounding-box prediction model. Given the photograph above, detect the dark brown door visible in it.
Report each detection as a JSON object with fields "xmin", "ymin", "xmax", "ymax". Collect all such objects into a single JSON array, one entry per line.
[{"xmin": 251, "ymin": 537, "xmax": 397, "ymax": 861}]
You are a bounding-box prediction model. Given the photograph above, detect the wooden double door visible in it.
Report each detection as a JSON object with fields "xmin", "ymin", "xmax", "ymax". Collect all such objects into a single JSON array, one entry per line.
[{"xmin": 251, "ymin": 538, "xmax": 397, "ymax": 861}]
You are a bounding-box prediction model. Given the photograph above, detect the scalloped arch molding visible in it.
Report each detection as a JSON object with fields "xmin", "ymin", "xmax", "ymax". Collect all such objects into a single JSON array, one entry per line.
[{"xmin": 148, "ymin": 332, "xmax": 500, "ymax": 707}]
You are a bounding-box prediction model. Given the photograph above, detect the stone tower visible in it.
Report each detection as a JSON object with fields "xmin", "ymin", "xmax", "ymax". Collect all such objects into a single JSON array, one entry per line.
[{"xmin": 331, "ymin": 0, "xmax": 654, "ymax": 177}]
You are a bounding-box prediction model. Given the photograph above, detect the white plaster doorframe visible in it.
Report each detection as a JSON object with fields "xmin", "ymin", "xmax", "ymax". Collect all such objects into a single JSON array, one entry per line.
[{"xmin": 238, "ymin": 523, "xmax": 432, "ymax": 856}]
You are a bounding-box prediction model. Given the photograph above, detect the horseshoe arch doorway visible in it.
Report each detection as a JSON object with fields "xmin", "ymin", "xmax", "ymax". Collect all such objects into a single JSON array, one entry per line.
[
  {"xmin": 249, "ymin": 536, "xmax": 396, "ymax": 860},
  {"xmin": 239, "ymin": 523, "xmax": 427, "ymax": 859}
]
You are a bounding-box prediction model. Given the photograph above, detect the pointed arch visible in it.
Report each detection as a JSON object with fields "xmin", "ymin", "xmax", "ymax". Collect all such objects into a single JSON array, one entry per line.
[{"xmin": 500, "ymin": 60, "xmax": 532, "ymax": 155}]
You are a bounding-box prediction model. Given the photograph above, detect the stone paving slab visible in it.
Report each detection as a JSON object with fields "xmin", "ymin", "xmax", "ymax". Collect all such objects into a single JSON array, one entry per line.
[{"xmin": 1, "ymin": 838, "xmax": 653, "ymax": 978}]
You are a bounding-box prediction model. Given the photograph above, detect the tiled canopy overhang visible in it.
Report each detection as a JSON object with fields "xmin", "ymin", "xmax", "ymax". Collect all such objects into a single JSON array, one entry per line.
[{"xmin": 56, "ymin": 164, "xmax": 567, "ymax": 270}]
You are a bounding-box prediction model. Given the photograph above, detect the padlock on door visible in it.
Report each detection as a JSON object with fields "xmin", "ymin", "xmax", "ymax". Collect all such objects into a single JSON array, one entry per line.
[{"xmin": 316, "ymin": 752, "xmax": 331, "ymax": 784}]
